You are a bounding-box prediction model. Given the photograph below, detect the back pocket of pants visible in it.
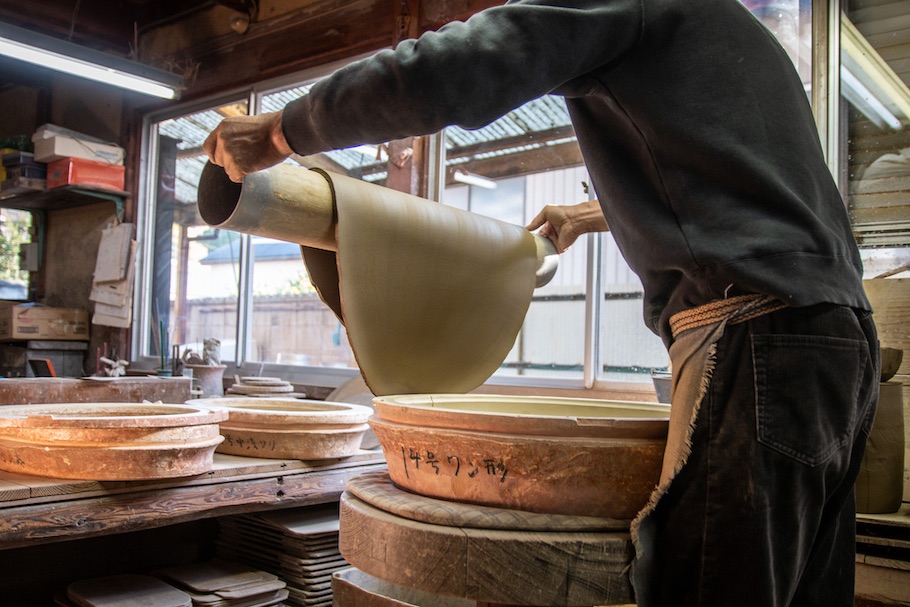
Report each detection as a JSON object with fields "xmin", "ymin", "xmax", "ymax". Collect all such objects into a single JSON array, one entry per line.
[{"xmin": 752, "ymin": 334, "xmax": 867, "ymax": 466}]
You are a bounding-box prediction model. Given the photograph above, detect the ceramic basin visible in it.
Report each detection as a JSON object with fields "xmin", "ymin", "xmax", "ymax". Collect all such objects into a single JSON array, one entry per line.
[
  {"xmin": 189, "ymin": 397, "xmax": 372, "ymax": 460},
  {"xmin": 370, "ymin": 394, "xmax": 670, "ymax": 520},
  {"xmin": 0, "ymin": 403, "xmax": 227, "ymax": 480}
]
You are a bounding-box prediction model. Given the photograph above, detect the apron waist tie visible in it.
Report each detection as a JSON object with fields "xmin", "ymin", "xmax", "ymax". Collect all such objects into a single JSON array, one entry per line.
[{"xmin": 669, "ymin": 294, "xmax": 787, "ymax": 338}]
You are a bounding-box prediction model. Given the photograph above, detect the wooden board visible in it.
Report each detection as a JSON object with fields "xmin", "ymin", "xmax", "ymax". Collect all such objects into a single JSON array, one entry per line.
[
  {"xmin": 0, "ymin": 453, "xmax": 385, "ymax": 550},
  {"xmin": 0, "ymin": 450, "xmax": 383, "ymax": 505},
  {"xmin": 338, "ymin": 491, "xmax": 633, "ymax": 606},
  {"xmin": 332, "ymin": 567, "xmax": 475, "ymax": 607},
  {"xmin": 858, "ymin": 503, "xmax": 910, "ymax": 529},
  {"xmin": 346, "ymin": 470, "xmax": 625, "ymax": 531},
  {"xmin": 0, "ymin": 377, "xmax": 191, "ymax": 406}
]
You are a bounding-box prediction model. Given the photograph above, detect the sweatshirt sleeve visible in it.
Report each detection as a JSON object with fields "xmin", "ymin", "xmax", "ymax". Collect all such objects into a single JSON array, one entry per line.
[{"xmin": 281, "ymin": 0, "xmax": 642, "ymax": 156}]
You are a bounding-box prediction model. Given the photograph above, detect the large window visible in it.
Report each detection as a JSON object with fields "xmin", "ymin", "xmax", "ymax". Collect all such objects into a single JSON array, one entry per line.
[
  {"xmin": 139, "ymin": 101, "xmax": 248, "ymax": 365},
  {"xmin": 441, "ymin": 97, "xmax": 666, "ymax": 383}
]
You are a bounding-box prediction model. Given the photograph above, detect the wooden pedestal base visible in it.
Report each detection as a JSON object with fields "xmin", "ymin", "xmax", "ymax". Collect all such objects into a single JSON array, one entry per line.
[{"xmin": 337, "ymin": 473, "xmax": 635, "ymax": 606}]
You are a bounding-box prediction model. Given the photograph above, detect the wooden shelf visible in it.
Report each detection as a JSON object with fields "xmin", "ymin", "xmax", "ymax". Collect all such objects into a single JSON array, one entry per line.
[
  {"xmin": 0, "ymin": 451, "xmax": 386, "ymax": 550},
  {"xmin": 0, "ymin": 185, "xmax": 128, "ymax": 216}
]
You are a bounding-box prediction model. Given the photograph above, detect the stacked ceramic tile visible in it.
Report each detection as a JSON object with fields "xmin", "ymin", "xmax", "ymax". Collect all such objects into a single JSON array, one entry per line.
[
  {"xmin": 216, "ymin": 504, "xmax": 348, "ymax": 607},
  {"xmin": 227, "ymin": 377, "xmax": 300, "ymax": 397},
  {"xmin": 55, "ymin": 574, "xmax": 193, "ymax": 607},
  {"xmin": 153, "ymin": 560, "xmax": 289, "ymax": 607}
]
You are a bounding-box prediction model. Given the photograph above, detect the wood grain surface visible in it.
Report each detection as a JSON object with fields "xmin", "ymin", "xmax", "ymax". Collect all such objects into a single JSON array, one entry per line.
[
  {"xmin": 339, "ymin": 491, "xmax": 633, "ymax": 606},
  {"xmin": 346, "ymin": 470, "xmax": 626, "ymax": 531},
  {"xmin": 0, "ymin": 453, "xmax": 385, "ymax": 550},
  {"xmin": 0, "ymin": 377, "xmax": 191, "ymax": 407}
]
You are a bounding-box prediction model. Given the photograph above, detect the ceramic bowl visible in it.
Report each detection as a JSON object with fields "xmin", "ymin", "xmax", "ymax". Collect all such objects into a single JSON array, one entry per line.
[
  {"xmin": 189, "ymin": 397, "xmax": 372, "ymax": 460},
  {"xmin": 0, "ymin": 403, "xmax": 227, "ymax": 480},
  {"xmin": 370, "ymin": 394, "xmax": 670, "ymax": 520}
]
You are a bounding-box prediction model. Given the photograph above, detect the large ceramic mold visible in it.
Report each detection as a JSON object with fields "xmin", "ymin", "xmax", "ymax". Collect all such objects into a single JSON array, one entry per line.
[{"xmin": 370, "ymin": 394, "xmax": 669, "ymax": 520}]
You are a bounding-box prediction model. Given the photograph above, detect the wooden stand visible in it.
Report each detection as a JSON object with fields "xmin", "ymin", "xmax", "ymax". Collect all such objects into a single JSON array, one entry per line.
[{"xmin": 337, "ymin": 472, "xmax": 635, "ymax": 606}]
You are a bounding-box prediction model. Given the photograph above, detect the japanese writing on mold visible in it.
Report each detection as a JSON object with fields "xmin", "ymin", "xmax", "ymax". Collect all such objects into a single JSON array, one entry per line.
[{"xmin": 400, "ymin": 446, "xmax": 508, "ymax": 482}]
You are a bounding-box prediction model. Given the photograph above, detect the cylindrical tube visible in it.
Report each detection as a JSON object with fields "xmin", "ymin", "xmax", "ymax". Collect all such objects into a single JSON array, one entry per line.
[
  {"xmin": 197, "ymin": 161, "xmax": 336, "ymax": 251},
  {"xmin": 196, "ymin": 161, "xmax": 558, "ymax": 286}
]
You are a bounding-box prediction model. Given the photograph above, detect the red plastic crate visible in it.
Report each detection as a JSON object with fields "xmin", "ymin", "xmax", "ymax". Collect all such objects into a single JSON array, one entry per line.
[{"xmin": 47, "ymin": 157, "xmax": 124, "ymax": 191}]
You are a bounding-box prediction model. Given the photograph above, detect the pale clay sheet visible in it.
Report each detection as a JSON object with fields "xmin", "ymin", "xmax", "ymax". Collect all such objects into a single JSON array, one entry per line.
[{"xmin": 301, "ymin": 170, "xmax": 540, "ymax": 396}]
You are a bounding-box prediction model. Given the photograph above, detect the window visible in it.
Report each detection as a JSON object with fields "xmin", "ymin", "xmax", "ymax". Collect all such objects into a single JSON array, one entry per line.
[
  {"xmin": 139, "ymin": 99, "xmax": 248, "ymax": 365},
  {"xmin": 138, "ymin": 68, "xmax": 400, "ymax": 371},
  {"xmin": 841, "ymin": 2, "xmax": 910, "ymax": 275},
  {"xmin": 442, "ymin": 96, "xmax": 666, "ymax": 383},
  {"xmin": 0, "ymin": 208, "xmax": 31, "ymax": 300},
  {"xmin": 243, "ymin": 83, "xmax": 394, "ymax": 368}
]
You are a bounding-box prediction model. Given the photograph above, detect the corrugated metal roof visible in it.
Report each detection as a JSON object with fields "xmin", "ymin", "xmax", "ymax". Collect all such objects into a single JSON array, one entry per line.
[
  {"xmin": 201, "ymin": 239, "xmax": 300, "ymax": 264},
  {"xmin": 159, "ymin": 91, "xmax": 574, "ymax": 207}
]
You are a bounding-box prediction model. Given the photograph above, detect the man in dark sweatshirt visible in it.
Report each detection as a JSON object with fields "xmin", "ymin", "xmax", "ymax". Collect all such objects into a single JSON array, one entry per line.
[{"xmin": 204, "ymin": 1, "xmax": 880, "ymax": 605}]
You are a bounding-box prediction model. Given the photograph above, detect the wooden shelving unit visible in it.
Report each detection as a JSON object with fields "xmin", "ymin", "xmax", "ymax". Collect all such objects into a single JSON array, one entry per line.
[
  {"xmin": 0, "ymin": 451, "xmax": 385, "ymax": 550},
  {"xmin": 0, "ymin": 184, "xmax": 128, "ymax": 219}
]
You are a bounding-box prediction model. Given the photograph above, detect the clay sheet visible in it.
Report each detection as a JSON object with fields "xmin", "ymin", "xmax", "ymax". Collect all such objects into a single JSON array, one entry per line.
[{"xmin": 301, "ymin": 170, "xmax": 539, "ymax": 396}]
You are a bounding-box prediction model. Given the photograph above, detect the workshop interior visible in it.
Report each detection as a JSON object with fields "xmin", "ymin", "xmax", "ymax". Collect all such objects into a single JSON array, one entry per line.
[{"xmin": 0, "ymin": 1, "xmax": 907, "ymax": 606}]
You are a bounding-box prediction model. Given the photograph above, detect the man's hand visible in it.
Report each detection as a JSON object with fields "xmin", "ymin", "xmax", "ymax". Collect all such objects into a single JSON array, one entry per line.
[
  {"xmin": 203, "ymin": 111, "xmax": 293, "ymax": 183},
  {"xmin": 526, "ymin": 199, "xmax": 609, "ymax": 253}
]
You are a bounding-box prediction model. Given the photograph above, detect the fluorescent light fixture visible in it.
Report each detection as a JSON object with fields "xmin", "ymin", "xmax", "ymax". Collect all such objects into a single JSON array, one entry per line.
[
  {"xmin": 841, "ymin": 65, "xmax": 901, "ymax": 130},
  {"xmin": 0, "ymin": 21, "xmax": 183, "ymax": 99},
  {"xmin": 453, "ymin": 170, "xmax": 497, "ymax": 189},
  {"xmin": 841, "ymin": 13, "xmax": 910, "ymax": 130}
]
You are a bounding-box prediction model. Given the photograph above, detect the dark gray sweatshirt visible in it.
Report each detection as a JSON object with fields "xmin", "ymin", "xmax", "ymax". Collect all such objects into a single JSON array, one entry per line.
[{"xmin": 282, "ymin": 0, "xmax": 870, "ymax": 343}]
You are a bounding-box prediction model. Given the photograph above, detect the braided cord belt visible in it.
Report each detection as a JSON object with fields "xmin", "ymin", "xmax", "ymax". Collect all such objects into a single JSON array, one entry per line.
[{"xmin": 669, "ymin": 294, "xmax": 788, "ymax": 338}]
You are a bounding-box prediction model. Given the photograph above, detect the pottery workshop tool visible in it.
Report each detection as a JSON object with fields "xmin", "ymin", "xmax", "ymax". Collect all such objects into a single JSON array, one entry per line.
[{"xmin": 197, "ymin": 162, "xmax": 559, "ymax": 396}]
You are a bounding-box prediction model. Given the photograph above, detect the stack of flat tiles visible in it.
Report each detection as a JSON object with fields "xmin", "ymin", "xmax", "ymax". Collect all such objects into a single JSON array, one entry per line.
[
  {"xmin": 55, "ymin": 574, "xmax": 191, "ymax": 607},
  {"xmin": 216, "ymin": 505, "xmax": 348, "ymax": 607},
  {"xmin": 153, "ymin": 560, "xmax": 289, "ymax": 607},
  {"xmin": 55, "ymin": 562, "xmax": 288, "ymax": 607},
  {"xmin": 226, "ymin": 377, "xmax": 300, "ymax": 397}
]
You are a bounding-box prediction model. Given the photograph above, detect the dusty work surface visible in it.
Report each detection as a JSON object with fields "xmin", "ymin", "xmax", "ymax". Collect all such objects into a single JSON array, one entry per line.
[
  {"xmin": 0, "ymin": 450, "xmax": 385, "ymax": 550},
  {"xmin": 0, "ymin": 377, "xmax": 192, "ymax": 405}
]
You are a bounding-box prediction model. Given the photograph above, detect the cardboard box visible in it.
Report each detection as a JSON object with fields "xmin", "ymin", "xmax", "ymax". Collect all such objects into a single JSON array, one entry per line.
[
  {"xmin": 32, "ymin": 126, "xmax": 124, "ymax": 165},
  {"xmin": 47, "ymin": 157, "xmax": 125, "ymax": 191},
  {"xmin": 0, "ymin": 303, "xmax": 89, "ymax": 341}
]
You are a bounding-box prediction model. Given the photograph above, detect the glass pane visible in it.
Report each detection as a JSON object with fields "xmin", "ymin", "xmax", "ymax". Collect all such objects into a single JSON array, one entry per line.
[
  {"xmin": 244, "ymin": 84, "xmax": 395, "ymax": 367},
  {"xmin": 153, "ymin": 101, "xmax": 248, "ymax": 364},
  {"xmin": 0, "ymin": 208, "xmax": 31, "ymax": 300},
  {"xmin": 743, "ymin": 1, "xmax": 813, "ymax": 91},
  {"xmin": 842, "ymin": 4, "xmax": 910, "ymax": 253},
  {"xmin": 600, "ymin": 233, "xmax": 667, "ymax": 381},
  {"xmin": 444, "ymin": 96, "xmax": 590, "ymax": 380}
]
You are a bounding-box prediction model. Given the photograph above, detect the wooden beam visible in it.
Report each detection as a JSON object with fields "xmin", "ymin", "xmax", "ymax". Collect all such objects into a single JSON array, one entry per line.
[
  {"xmin": 445, "ymin": 140, "xmax": 585, "ymax": 184},
  {"xmin": 180, "ymin": 0, "xmax": 394, "ymax": 101}
]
